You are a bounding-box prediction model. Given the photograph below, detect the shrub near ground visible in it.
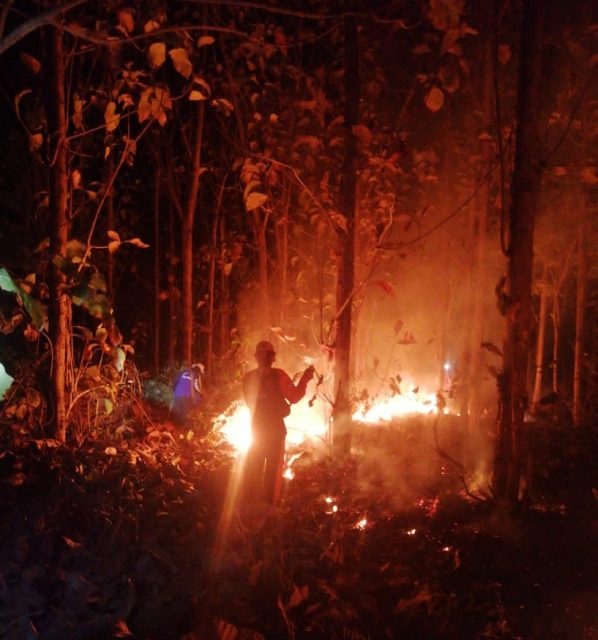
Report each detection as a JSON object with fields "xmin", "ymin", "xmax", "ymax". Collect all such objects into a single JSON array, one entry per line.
[{"xmin": 0, "ymin": 412, "xmax": 595, "ymax": 639}]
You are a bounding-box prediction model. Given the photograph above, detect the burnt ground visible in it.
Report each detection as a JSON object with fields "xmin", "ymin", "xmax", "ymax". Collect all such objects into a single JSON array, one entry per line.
[{"xmin": 0, "ymin": 415, "xmax": 596, "ymax": 640}]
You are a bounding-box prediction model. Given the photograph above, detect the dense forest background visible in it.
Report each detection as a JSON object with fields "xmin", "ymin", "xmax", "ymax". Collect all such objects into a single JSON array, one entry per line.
[{"xmin": 0, "ymin": 1, "xmax": 597, "ymax": 638}]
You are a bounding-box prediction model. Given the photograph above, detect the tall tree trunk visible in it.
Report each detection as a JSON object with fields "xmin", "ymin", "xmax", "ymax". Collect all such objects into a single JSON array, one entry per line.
[
  {"xmin": 167, "ymin": 200, "xmax": 177, "ymax": 372},
  {"xmin": 275, "ymin": 179, "xmax": 291, "ymax": 325},
  {"xmin": 531, "ymin": 279, "xmax": 548, "ymax": 408},
  {"xmin": 206, "ymin": 176, "xmax": 226, "ymax": 380},
  {"xmin": 494, "ymin": 0, "xmax": 544, "ymax": 505},
  {"xmin": 153, "ymin": 159, "xmax": 161, "ymax": 375},
  {"xmin": 468, "ymin": 4, "xmax": 493, "ymax": 433},
  {"xmin": 332, "ymin": 15, "xmax": 358, "ymax": 455},
  {"xmin": 182, "ymin": 101, "xmax": 205, "ymax": 367},
  {"xmin": 550, "ymin": 299, "xmax": 559, "ymax": 393},
  {"xmin": 255, "ymin": 215, "xmax": 270, "ymax": 315},
  {"xmin": 573, "ymin": 224, "xmax": 587, "ymax": 427},
  {"xmin": 106, "ymin": 148, "xmax": 115, "ymax": 297},
  {"xmin": 45, "ymin": 23, "xmax": 71, "ymax": 442},
  {"xmin": 219, "ymin": 214, "xmax": 229, "ymax": 358}
]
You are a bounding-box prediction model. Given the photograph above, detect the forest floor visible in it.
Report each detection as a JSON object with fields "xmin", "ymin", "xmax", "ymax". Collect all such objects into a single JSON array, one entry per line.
[{"xmin": 0, "ymin": 410, "xmax": 596, "ymax": 640}]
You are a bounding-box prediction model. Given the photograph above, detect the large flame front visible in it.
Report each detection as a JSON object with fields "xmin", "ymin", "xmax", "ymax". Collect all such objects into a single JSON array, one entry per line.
[
  {"xmin": 214, "ymin": 384, "xmax": 440, "ymax": 453},
  {"xmin": 214, "ymin": 397, "xmax": 330, "ymax": 454}
]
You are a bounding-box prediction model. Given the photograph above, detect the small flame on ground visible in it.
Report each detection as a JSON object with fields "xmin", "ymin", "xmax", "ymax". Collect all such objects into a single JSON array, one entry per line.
[
  {"xmin": 355, "ymin": 517, "xmax": 367, "ymax": 530},
  {"xmin": 283, "ymin": 453, "xmax": 302, "ymax": 480},
  {"xmin": 325, "ymin": 496, "xmax": 334, "ymax": 504},
  {"xmin": 352, "ymin": 388, "xmax": 439, "ymax": 423},
  {"xmin": 407, "ymin": 528, "xmax": 417, "ymax": 536}
]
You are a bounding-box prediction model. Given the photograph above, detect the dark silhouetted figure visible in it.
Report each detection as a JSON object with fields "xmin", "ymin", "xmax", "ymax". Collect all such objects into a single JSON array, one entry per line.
[
  {"xmin": 172, "ymin": 363, "xmax": 203, "ymax": 425},
  {"xmin": 242, "ymin": 341, "xmax": 313, "ymax": 505}
]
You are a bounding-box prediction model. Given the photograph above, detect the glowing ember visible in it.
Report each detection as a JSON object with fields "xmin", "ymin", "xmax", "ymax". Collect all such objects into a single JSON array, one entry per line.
[
  {"xmin": 325, "ymin": 496, "xmax": 334, "ymax": 504},
  {"xmin": 332, "ymin": 505, "xmax": 338, "ymax": 513},
  {"xmin": 355, "ymin": 517, "xmax": 367, "ymax": 530},
  {"xmin": 353, "ymin": 389, "xmax": 438, "ymax": 423},
  {"xmin": 407, "ymin": 528, "xmax": 417, "ymax": 536}
]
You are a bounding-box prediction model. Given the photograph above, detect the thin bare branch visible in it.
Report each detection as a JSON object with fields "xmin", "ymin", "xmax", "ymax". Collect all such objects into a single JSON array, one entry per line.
[{"xmin": 0, "ymin": 0, "xmax": 88, "ymax": 56}]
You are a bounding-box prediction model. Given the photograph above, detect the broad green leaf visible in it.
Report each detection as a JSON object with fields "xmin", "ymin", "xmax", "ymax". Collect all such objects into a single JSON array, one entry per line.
[
  {"xmin": 28, "ymin": 133, "xmax": 43, "ymax": 152},
  {"xmin": 197, "ymin": 35, "xmax": 215, "ymax": 47},
  {"xmin": 148, "ymin": 42, "xmax": 166, "ymax": 69},
  {"xmin": 192, "ymin": 76, "xmax": 211, "ymax": 98},
  {"xmin": 72, "ymin": 97, "xmax": 84, "ymax": 130},
  {"xmin": 128, "ymin": 237, "xmax": 150, "ymax": 249},
  {"xmin": 104, "ymin": 398, "xmax": 114, "ymax": 415},
  {"xmin": 189, "ymin": 90, "xmax": 206, "ymax": 101},
  {"xmin": 144, "ymin": 20, "xmax": 160, "ymax": 33},
  {"xmin": 0, "ymin": 363, "xmax": 14, "ymax": 401},
  {"xmin": 105, "ymin": 101, "xmax": 119, "ymax": 132},
  {"xmin": 168, "ymin": 48, "xmax": 192, "ymax": 79},
  {"xmin": 245, "ymin": 192, "xmax": 267, "ymax": 211},
  {"xmin": 117, "ymin": 10, "xmax": 134, "ymax": 35},
  {"xmin": 20, "ymin": 52, "xmax": 41, "ymax": 74},
  {"xmin": 0, "ymin": 268, "xmax": 20, "ymax": 295},
  {"xmin": 66, "ymin": 239, "xmax": 86, "ymax": 260},
  {"xmin": 424, "ymin": 86, "xmax": 444, "ymax": 112},
  {"xmin": 113, "ymin": 347, "xmax": 126, "ymax": 372}
]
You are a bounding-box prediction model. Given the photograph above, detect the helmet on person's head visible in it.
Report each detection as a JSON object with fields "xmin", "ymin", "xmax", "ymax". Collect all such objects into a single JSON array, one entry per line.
[{"xmin": 255, "ymin": 340, "xmax": 275, "ymax": 355}]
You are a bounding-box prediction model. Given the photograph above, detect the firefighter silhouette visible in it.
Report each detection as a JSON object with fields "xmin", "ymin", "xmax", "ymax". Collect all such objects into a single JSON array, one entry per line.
[
  {"xmin": 242, "ymin": 341, "xmax": 314, "ymax": 505},
  {"xmin": 172, "ymin": 363, "xmax": 203, "ymax": 424}
]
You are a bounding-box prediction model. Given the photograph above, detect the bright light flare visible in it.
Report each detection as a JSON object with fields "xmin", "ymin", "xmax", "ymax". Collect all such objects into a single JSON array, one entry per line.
[
  {"xmin": 407, "ymin": 528, "xmax": 417, "ymax": 536},
  {"xmin": 214, "ymin": 397, "xmax": 329, "ymax": 454},
  {"xmin": 213, "ymin": 401, "xmax": 252, "ymax": 453},
  {"xmin": 355, "ymin": 517, "xmax": 367, "ymax": 530}
]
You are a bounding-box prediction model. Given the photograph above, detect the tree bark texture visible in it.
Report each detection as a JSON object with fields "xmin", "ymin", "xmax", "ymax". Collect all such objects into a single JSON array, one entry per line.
[
  {"xmin": 494, "ymin": 0, "xmax": 544, "ymax": 504},
  {"xmin": 182, "ymin": 101, "xmax": 205, "ymax": 367},
  {"xmin": 531, "ymin": 281, "xmax": 548, "ymax": 408},
  {"xmin": 153, "ymin": 159, "xmax": 161, "ymax": 375},
  {"xmin": 332, "ymin": 15, "xmax": 358, "ymax": 455},
  {"xmin": 573, "ymin": 225, "xmax": 587, "ymax": 427},
  {"xmin": 167, "ymin": 200, "xmax": 177, "ymax": 372},
  {"xmin": 468, "ymin": 3, "xmax": 493, "ymax": 433},
  {"xmin": 45, "ymin": 23, "xmax": 72, "ymax": 442}
]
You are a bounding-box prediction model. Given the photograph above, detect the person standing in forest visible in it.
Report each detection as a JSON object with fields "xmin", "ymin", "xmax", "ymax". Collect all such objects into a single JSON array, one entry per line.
[{"xmin": 242, "ymin": 341, "xmax": 314, "ymax": 505}]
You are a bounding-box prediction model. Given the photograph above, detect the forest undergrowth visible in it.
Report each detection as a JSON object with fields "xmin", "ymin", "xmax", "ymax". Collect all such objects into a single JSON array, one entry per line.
[{"xmin": 0, "ymin": 408, "xmax": 596, "ymax": 640}]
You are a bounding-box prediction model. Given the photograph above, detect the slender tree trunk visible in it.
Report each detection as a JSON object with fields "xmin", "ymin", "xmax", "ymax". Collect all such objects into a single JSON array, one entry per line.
[
  {"xmin": 167, "ymin": 200, "xmax": 177, "ymax": 371},
  {"xmin": 332, "ymin": 15, "xmax": 358, "ymax": 455},
  {"xmin": 531, "ymin": 280, "xmax": 548, "ymax": 408},
  {"xmin": 182, "ymin": 101, "xmax": 205, "ymax": 367},
  {"xmin": 573, "ymin": 224, "xmax": 587, "ymax": 427},
  {"xmin": 106, "ymin": 151, "xmax": 115, "ymax": 296},
  {"xmin": 550, "ymin": 299, "xmax": 559, "ymax": 393},
  {"xmin": 494, "ymin": 0, "xmax": 544, "ymax": 505},
  {"xmin": 153, "ymin": 159, "xmax": 161, "ymax": 375},
  {"xmin": 206, "ymin": 177, "xmax": 225, "ymax": 379},
  {"xmin": 254, "ymin": 215, "xmax": 270, "ymax": 315},
  {"xmin": 219, "ymin": 214, "xmax": 229, "ymax": 357},
  {"xmin": 275, "ymin": 180, "xmax": 291, "ymax": 325},
  {"xmin": 45, "ymin": 23, "xmax": 71, "ymax": 442},
  {"xmin": 468, "ymin": 6, "xmax": 493, "ymax": 433}
]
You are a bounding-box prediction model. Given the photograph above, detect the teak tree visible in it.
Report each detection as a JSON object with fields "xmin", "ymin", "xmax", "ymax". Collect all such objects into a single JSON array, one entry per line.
[
  {"xmin": 494, "ymin": 0, "xmax": 545, "ymax": 505},
  {"xmin": 44, "ymin": 22, "xmax": 72, "ymax": 442}
]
